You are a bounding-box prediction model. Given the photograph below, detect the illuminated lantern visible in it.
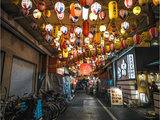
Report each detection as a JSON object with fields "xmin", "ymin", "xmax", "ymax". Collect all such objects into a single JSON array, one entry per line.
[
  {"xmin": 138, "ymin": 0, "xmax": 149, "ymax": 6},
  {"xmin": 133, "ymin": 6, "xmax": 141, "ymax": 15},
  {"xmin": 82, "ymin": 7, "xmax": 89, "ymax": 20},
  {"xmin": 45, "ymin": 24, "xmax": 53, "ymax": 32},
  {"xmin": 121, "ymin": 28, "xmax": 126, "ymax": 34},
  {"xmin": 133, "ymin": 34, "xmax": 141, "ymax": 44},
  {"xmin": 109, "ymin": 34, "xmax": 114, "ymax": 41},
  {"xmin": 149, "ymin": 27, "xmax": 159, "ymax": 39},
  {"xmin": 83, "ymin": 21, "xmax": 89, "ymax": 36},
  {"xmin": 141, "ymin": 31, "xmax": 151, "ymax": 42},
  {"xmin": 85, "ymin": 37, "xmax": 90, "ymax": 44},
  {"xmin": 70, "ymin": 33, "xmax": 75, "ymax": 38},
  {"xmin": 69, "ymin": 14, "xmax": 79, "ymax": 22},
  {"xmin": 110, "ymin": 43, "xmax": 115, "ymax": 52},
  {"xmin": 99, "ymin": 11, "xmax": 106, "ymax": 20},
  {"xmin": 45, "ymin": 34, "xmax": 52, "ymax": 42},
  {"xmin": 89, "ymin": 13, "xmax": 98, "ymax": 21},
  {"xmin": 57, "ymin": 12, "xmax": 64, "ymax": 20},
  {"xmin": 11, "ymin": 0, "xmax": 19, "ymax": 5},
  {"xmin": 70, "ymin": 3, "xmax": 82, "ymax": 18},
  {"xmin": 60, "ymin": 26, "xmax": 67, "ymax": 34},
  {"xmin": 121, "ymin": 40, "xmax": 128, "ymax": 48},
  {"xmin": 55, "ymin": 2, "xmax": 65, "ymax": 13},
  {"xmin": 91, "ymin": 2, "xmax": 101, "ymax": 14},
  {"xmin": 121, "ymin": 21, "xmax": 129, "ymax": 30},
  {"xmin": 43, "ymin": 10, "xmax": 51, "ymax": 18},
  {"xmin": 63, "ymin": 50, "xmax": 68, "ymax": 58},
  {"xmin": 33, "ymin": 9, "xmax": 41, "ymax": 19},
  {"xmin": 58, "ymin": 52, "xmax": 62, "ymax": 59},
  {"xmin": 153, "ymin": 0, "xmax": 159, "ymax": 6},
  {"xmin": 114, "ymin": 42, "xmax": 121, "ymax": 50},
  {"xmin": 31, "ymin": 22, "xmax": 37, "ymax": 30},
  {"xmin": 75, "ymin": 27, "xmax": 82, "ymax": 36},
  {"xmin": 37, "ymin": 0, "xmax": 46, "ymax": 12},
  {"xmin": 124, "ymin": 0, "xmax": 133, "ymax": 8},
  {"xmin": 20, "ymin": 8, "xmax": 29, "ymax": 16},
  {"xmin": 80, "ymin": 0, "xmax": 86, "ymax": 6},
  {"xmin": 86, "ymin": 0, "xmax": 93, "ymax": 7},
  {"xmin": 125, "ymin": 37, "xmax": 134, "ymax": 46},
  {"xmin": 21, "ymin": 0, "xmax": 32, "ymax": 10},
  {"xmin": 119, "ymin": 9, "xmax": 128, "ymax": 20},
  {"xmin": 80, "ymin": 63, "xmax": 92, "ymax": 75},
  {"xmin": 70, "ymin": 26, "xmax": 75, "ymax": 33},
  {"xmin": 105, "ymin": 45, "xmax": 110, "ymax": 53},
  {"xmin": 97, "ymin": 48, "xmax": 101, "ymax": 55},
  {"xmin": 52, "ymin": 26, "xmax": 59, "ymax": 38},
  {"xmin": 103, "ymin": 31, "xmax": 109, "ymax": 38},
  {"xmin": 95, "ymin": 33, "xmax": 101, "ymax": 44},
  {"xmin": 108, "ymin": 1, "xmax": 118, "ymax": 19},
  {"xmin": 99, "ymin": 25, "xmax": 106, "ymax": 32},
  {"xmin": 88, "ymin": 32, "xmax": 93, "ymax": 39}
]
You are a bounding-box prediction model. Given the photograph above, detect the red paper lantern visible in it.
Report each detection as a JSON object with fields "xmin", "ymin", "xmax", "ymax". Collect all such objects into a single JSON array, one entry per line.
[
  {"xmin": 80, "ymin": 63, "xmax": 92, "ymax": 75},
  {"xmin": 80, "ymin": 0, "xmax": 86, "ymax": 7},
  {"xmin": 83, "ymin": 20, "xmax": 89, "ymax": 36},
  {"xmin": 37, "ymin": 0, "xmax": 46, "ymax": 12},
  {"xmin": 149, "ymin": 27, "xmax": 158, "ymax": 39},
  {"xmin": 99, "ymin": 11, "xmax": 106, "ymax": 20},
  {"xmin": 70, "ymin": 3, "xmax": 82, "ymax": 18},
  {"xmin": 110, "ymin": 43, "xmax": 115, "ymax": 52},
  {"xmin": 101, "ymin": 47, "xmax": 105, "ymax": 54},
  {"xmin": 133, "ymin": 34, "xmax": 141, "ymax": 44},
  {"xmin": 121, "ymin": 40, "xmax": 128, "ymax": 48},
  {"xmin": 86, "ymin": 0, "xmax": 93, "ymax": 7},
  {"xmin": 124, "ymin": 0, "xmax": 133, "ymax": 8}
]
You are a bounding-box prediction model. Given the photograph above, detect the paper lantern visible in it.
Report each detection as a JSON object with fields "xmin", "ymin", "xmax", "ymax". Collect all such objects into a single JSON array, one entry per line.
[
  {"xmin": 88, "ymin": 32, "xmax": 93, "ymax": 39},
  {"xmin": 108, "ymin": 1, "xmax": 118, "ymax": 19},
  {"xmin": 103, "ymin": 31, "xmax": 109, "ymax": 38},
  {"xmin": 21, "ymin": 0, "xmax": 32, "ymax": 10},
  {"xmin": 31, "ymin": 22, "xmax": 37, "ymax": 30},
  {"xmin": 91, "ymin": 2, "xmax": 101, "ymax": 14},
  {"xmin": 45, "ymin": 24, "xmax": 53, "ymax": 32},
  {"xmin": 99, "ymin": 11, "xmax": 106, "ymax": 20},
  {"xmin": 11, "ymin": 0, "xmax": 19, "ymax": 5},
  {"xmin": 95, "ymin": 33, "xmax": 101, "ymax": 44},
  {"xmin": 33, "ymin": 9, "xmax": 41, "ymax": 19},
  {"xmin": 80, "ymin": 63, "xmax": 92, "ymax": 75},
  {"xmin": 70, "ymin": 3, "xmax": 82, "ymax": 18},
  {"xmin": 80, "ymin": 0, "xmax": 86, "ymax": 6},
  {"xmin": 89, "ymin": 13, "xmax": 98, "ymax": 21},
  {"xmin": 70, "ymin": 33, "xmax": 75, "ymax": 38},
  {"xmin": 63, "ymin": 50, "xmax": 68, "ymax": 58},
  {"xmin": 119, "ymin": 9, "xmax": 128, "ymax": 20},
  {"xmin": 86, "ymin": 0, "xmax": 93, "ymax": 7},
  {"xmin": 55, "ymin": 2, "xmax": 65, "ymax": 13},
  {"xmin": 69, "ymin": 14, "xmax": 79, "ymax": 22},
  {"xmin": 114, "ymin": 42, "xmax": 121, "ymax": 50},
  {"xmin": 133, "ymin": 6, "xmax": 141, "ymax": 15},
  {"xmin": 110, "ymin": 43, "xmax": 115, "ymax": 52},
  {"xmin": 153, "ymin": 0, "xmax": 159, "ymax": 6},
  {"xmin": 109, "ymin": 34, "xmax": 114, "ymax": 41},
  {"xmin": 57, "ymin": 12, "xmax": 64, "ymax": 20},
  {"xmin": 133, "ymin": 34, "xmax": 141, "ymax": 44},
  {"xmin": 58, "ymin": 52, "xmax": 62, "ymax": 59},
  {"xmin": 99, "ymin": 25, "xmax": 106, "ymax": 32},
  {"xmin": 124, "ymin": 0, "xmax": 133, "ymax": 8},
  {"xmin": 105, "ymin": 45, "xmax": 110, "ymax": 53},
  {"xmin": 121, "ymin": 21, "xmax": 129, "ymax": 30},
  {"xmin": 85, "ymin": 37, "xmax": 90, "ymax": 44},
  {"xmin": 121, "ymin": 28, "xmax": 126, "ymax": 34},
  {"xmin": 43, "ymin": 10, "xmax": 51, "ymax": 18},
  {"xmin": 60, "ymin": 26, "xmax": 67, "ymax": 34},
  {"xmin": 121, "ymin": 40, "xmax": 128, "ymax": 48},
  {"xmin": 125, "ymin": 37, "xmax": 134, "ymax": 46},
  {"xmin": 45, "ymin": 34, "xmax": 52, "ymax": 42},
  {"xmin": 138, "ymin": 0, "xmax": 149, "ymax": 6},
  {"xmin": 82, "ymin": 7, "xmax": 89, "ymax": 20},
  {"xmin": 52, "ymin": 26, "xmax": 59, "ymax": 38},
  {"xmin": 83, "ymin": 20, "xmax": 89, "ymax": 36},
  {"xmin": 20, "ymin": 8, "xmax": 29, "ymax": 16},
  {"xmin": 37, "ymin": 0, "xmax": 46, "ymax": 12},
  {"xmin": 141, "ymin": 31, "xmax": 151, "ymax": 42},
  {"xmin": 149, "ymin": 27, "xmax": 159, "ymax": 39},
  {"xmin": 75, "ymin": 27, "xmax": 82, "ymax": 36}
]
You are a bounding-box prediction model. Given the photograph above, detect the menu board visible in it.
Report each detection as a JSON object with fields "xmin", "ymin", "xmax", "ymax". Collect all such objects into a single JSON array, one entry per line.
[{"xmin": 110, "ymin": 88, "xmax": 123, "ymax": 105}]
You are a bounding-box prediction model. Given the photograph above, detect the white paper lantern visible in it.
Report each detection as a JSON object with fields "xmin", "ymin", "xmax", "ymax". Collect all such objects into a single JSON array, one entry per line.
[
  {"xmin": 110, "ymin": 34, "xmax": 114, "ymax": 41},
  {"xmin": 91, "ymin": 2, "xmax": 101, "ymax": 14},
  {"xmin": 60, "ymin": 26, "xmax": 67, "ymax": 34},
  {"xmin": 89, "ymin": 13, "xmax": 98, "ymax": 21},
  {"xmin": 70, "ymin": 33, "xmax": 75, "ymax": 38},
  {"xmin": 88, "ymin": 32, "xmax": 93, "ymax": 39},
  {"xmin": 21, "ymin": 0, "xmax": 32, "ymax": 10},
  {"xmin": 82, "ymin": 7, "xmax": 89, "ymax": 20},
  {"xmin": 55, "ymin": 2, "xmax": 65, "ymax": 13},
  {"xmin": 33, "ymin": 9, "xmax": 41, "ymax": 19},
  {"xmin": 121, "ymin": 21, "xmax": 129, "ymax": 30},
  {"xmin": 85, "ymin": 37, "xmax": 90, "ymax": 44},
  {"xmin": 99, "ymin": 25, "xmax": 106, "ymax": 32},
  {"xmin": 103, "ymin": 31, "xmax": 109, "ymax": 38},
  {"xmin": 75, "ymin": 27, "xmax": 82, "ymax": 35},
  {"xmin": 45, "ymin": 24, "xmax": 53, "ymax": 32}
]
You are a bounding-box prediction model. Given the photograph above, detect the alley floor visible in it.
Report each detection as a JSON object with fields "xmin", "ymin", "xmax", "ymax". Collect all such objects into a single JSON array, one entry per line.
[{"xmin": 58, "ymin": 91, "xmax": 146, "ymax": 120}]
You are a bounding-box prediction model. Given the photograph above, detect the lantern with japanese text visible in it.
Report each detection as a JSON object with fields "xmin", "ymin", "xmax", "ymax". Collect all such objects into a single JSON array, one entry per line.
[
  {"xmin": 75, "ymin": 27, "xmax": 82, "ymax": 36},
  {"xmin": 133, "ymin": 34, "xmax": 141, "ymax": 44},
  {"xmin": 21, "ymin": 0, "xmax": 32, "ymax": 10},
  {"xmin": 45, "ymin": 24, "xmax": 53, "ymax": 32},
  {"xmin": 153, "ymin": 0, "xmax": 159, "ymax": 6},
  {"xmin": 20, "ymin": 8, "xmax": 29, "ymax": 16},
  {"xmin": 99, "ymin": 11, "xmax": 106, "ymax": 20},
  {"xmin": 91, "ymin": 2, "xmax": 101, "ymax": 14},
  {"xmin": 138, "ymin": 0, "xmax": 149, "ymax": 6},
  {"xmin": 33, "ymin": 9, "xmax": 41, "ymax": 19},
  {"xmin": 80, "ymin": 63, "xmax": 92, "ymax": 75},
  {"xmin": 55, "ymin": 2, "xmax": 65, "ymax": 13},
  {"xmin": 108, "ymin": 1, "xmax": 118, "ymax": 19},
  {"xmin": 45, "ymin": 34, "xmax": 52, "ymax": 42},
  {"xmin": 37, "ymin": 0, "xmax": 46, "ymax": 12},
  {"xmin": 125, "ymin": 37, "xmax": 134, "ymax": 46},
  {"xmin": 57, "ymin": 12, "xmax": 64, "ymax": 20},
  {"xmin": 43, "ymin": 10, "xmax": 51, "ymax": 18},
  {"xmin": 121, "ymin": 40, "xmax": 128, "ymax": 48},
  {"xmin": 83, "ymin": 20, "xmax": 89, "ymax": 36},
  {"xmin": 121, "ymin": 21, "xmax": 129, "ymax": 30},
  {"xmin": 60, "ymin": 26, "xmax": 68, "ymax": 34},
  {"xmin": 149, "ymin": 27, "xmax": 159, "ymax": 39},
  {"xmin": 133, "ymin": 6, "xmax": 141, "ymax": 15},
  {"xmin": 119, "ymin": 9, "xmax": 128, "ymax": 20},
  {"xmin": 110, "ymin": 43, "xmax": 115, "ymax": 52},
  {"xmin": 11, "ymin": 0, "xmax": 19, "ymax": 5},
  {"xmin": 141, "ymin": 31, "xmax": 151, "ymax": 42},
  {"xmin": 89, "ymin": 13, "xmax": 98, "ymax": 21},
  {"xmin": 124, "ymin": 0, "xmax": 133, "ymax": 8},
  {"xmin": 52, "ymin": 26, "xmax": 59, "ymax": 38},
  {"xmin": 70, "ymin": 3, "xmax": 82, "ymax": 18},
  {"xmin": 103, "ymin": 31, "xmax": 109, "ymax": 39}
]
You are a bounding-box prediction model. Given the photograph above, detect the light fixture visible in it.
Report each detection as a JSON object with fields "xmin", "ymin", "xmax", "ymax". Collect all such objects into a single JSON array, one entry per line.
[
  {"xmin": 99, "ymin": 24, "xmax": 106, "ymax": 32},
  {"xmin": 89, "ymin": 13, "xmax": 98, "ymax": 21}
]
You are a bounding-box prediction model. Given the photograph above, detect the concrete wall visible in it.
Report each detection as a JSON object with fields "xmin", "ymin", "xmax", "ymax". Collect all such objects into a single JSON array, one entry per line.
[{"xmin": 1, "ymin": 27, "xmax": 40, "ymax": 99}]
